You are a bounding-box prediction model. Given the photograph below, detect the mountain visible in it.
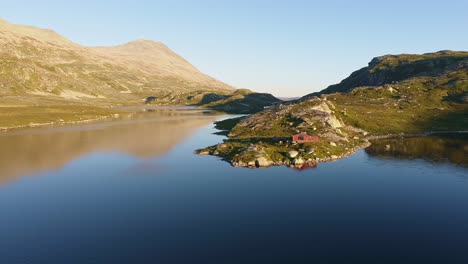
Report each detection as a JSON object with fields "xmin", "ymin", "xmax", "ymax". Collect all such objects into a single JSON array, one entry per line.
[
  {"xmin": 0, "ymin": 18, "xmax": 234, "ymax": 106},
  {"xmin": 91, "ymin": 39, "xmax": 229, "ymax": 90},
  {"xmin": 306, "ymin": 50, "xmax": 468, "ymax": 98},
  {"xmin": 199, "ymin": 51, "xmax": 468, "ymax": 168}
]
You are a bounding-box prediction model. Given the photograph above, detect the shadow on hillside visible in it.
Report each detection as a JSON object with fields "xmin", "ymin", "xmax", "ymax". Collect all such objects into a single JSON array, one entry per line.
[
  {"xmin": 203, "ymin": 93, "xmax": 281, "ymax": 114},
  {"xmin": 415, "ymin": 107, "xmax": 468, "ymax": 132},
  {"xmin": 443, "ymin": 92, "xmax": 468, "ymax": 103},
  {"xmin": 191, "ymin": 93, "xmax": 227, "ymax": 105}
]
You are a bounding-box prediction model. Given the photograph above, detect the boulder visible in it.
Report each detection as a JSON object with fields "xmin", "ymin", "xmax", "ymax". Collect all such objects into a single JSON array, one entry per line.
[
  {"xmin": 287, "ymin": 150, "xmax": 299, "ymax": 158},
  {"xmin": 255, "ymin": 157, "xmax": 272, "ymax": 167},
  {"xmin": 292, "ymin": 157, "xmax": 305, "ymax": 166},
  {"xmin": 330, "ymin": 142, "xmax": 337, "ymax": 147}
]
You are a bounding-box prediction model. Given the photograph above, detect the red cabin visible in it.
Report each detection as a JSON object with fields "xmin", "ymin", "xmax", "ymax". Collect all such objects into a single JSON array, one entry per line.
[{"xmin": 292, "ymin": 133, "xmax": 319, "ymax": 143}]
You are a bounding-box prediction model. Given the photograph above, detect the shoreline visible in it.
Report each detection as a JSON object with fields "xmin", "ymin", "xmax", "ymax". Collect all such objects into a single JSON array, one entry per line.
[
  {"xmin": 0, "ymin": 105, "xmax": 217, "ymax": 133},
  {"xmin": 204, "ymin": 130, "xmax": 468, "ymax": 169},
  {"xmin": 226, "ymin": 141, "xmax": 372, "ymax": 169},
  {"xmin": 0, "ymin": 114, "xmax": 120, "ymax": 133}
]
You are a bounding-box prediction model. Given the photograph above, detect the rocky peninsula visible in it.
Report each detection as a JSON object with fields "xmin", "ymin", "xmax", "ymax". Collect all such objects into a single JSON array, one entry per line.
[{"xmin": 197, "ymin": 51, "xmax": 468, "ymax": 169}]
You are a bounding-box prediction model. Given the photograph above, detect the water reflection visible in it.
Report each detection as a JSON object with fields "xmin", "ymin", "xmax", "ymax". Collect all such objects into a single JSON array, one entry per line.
[
  {"xmin": 0, "ymin": 108, "xmax": 219, "ymax": 184},
  {"xmin": 0, "ymin": 112, "xmax": 467, "ymax": 263},
  {"xmin": 365, "ymin": 134, "xmax": 468, "ymax": 166}
]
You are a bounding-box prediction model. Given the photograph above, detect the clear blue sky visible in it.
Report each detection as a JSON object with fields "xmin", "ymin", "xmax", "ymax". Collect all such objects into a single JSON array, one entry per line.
[{"xmin": 3, "ymin": 0, "xmax": 468, "ymax": 96}]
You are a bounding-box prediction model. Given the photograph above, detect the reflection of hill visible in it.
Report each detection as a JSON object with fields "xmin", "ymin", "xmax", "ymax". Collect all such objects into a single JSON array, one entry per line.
[
  {"xmin": 365, "ymin": 135, "xmax": 468, "ymax": 166},
  {"xmin": 0, "ymin": 111, "xmax": 216, "ymax": 183}
]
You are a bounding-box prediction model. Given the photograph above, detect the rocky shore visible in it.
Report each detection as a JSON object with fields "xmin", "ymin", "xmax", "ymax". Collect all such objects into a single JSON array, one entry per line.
[
  {"xmin": 198, "ymin": 140, "xmax": 371, "ymax": 169},
  {"xmin": 197, "ymin": 111, "xmax": 466, "ymax": 169}
]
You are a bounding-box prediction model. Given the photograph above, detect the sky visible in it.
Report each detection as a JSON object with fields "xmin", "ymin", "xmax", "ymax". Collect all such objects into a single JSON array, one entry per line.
[{"xmin": 2, "ymin": 0, "xmax": 468, "ymax": 97}]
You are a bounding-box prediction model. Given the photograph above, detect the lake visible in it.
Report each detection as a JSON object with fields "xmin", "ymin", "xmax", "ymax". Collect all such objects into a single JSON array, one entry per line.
[{"xmin": 0, "ymin": 108, "xmax": 467, "ymax": 264}]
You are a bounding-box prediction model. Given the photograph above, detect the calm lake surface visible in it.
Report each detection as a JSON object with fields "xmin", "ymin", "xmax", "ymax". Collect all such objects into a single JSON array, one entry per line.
[{"xmin": 0, "ymin": 108, "xmax": 467, "ymax": 264}]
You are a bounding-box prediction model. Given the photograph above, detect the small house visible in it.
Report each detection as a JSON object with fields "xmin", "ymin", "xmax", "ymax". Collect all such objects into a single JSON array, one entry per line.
[{"xmin": 292, "ymin": 133, "xmax": 319, "ymax": 143}]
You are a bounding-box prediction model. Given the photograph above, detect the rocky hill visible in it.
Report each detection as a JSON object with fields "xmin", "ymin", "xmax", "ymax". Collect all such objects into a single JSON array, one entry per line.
[
  {"xmin": 306, "ymin": 50, "xmax": 468, "ymax": 97},
  {"xmin": 199, "ymin": 51, "xmax": 468, "ymax": 169}
]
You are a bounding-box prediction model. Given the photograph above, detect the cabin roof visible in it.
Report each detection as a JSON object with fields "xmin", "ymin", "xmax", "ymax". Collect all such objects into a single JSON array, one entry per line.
[{"xmin": 293, "ymin": 133, "xmax": 316, "ymax": 137}]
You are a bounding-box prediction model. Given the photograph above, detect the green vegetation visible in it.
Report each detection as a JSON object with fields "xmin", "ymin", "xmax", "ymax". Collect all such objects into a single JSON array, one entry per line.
[{"xmin": 330, "ymin": 72, "xmax": 468, "ymax": 134}]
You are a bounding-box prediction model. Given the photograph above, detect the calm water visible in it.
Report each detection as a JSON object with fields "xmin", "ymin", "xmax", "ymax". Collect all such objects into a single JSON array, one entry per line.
[{"xmin": 0, "ymin": 108, "xmax": 467, "ymax": 264}]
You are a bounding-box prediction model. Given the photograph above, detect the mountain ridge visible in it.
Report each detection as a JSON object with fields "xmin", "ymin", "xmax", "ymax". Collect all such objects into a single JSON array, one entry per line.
[{"xmin": 0, "ymin": 18, "xmax": 234, "ymax": 105}]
